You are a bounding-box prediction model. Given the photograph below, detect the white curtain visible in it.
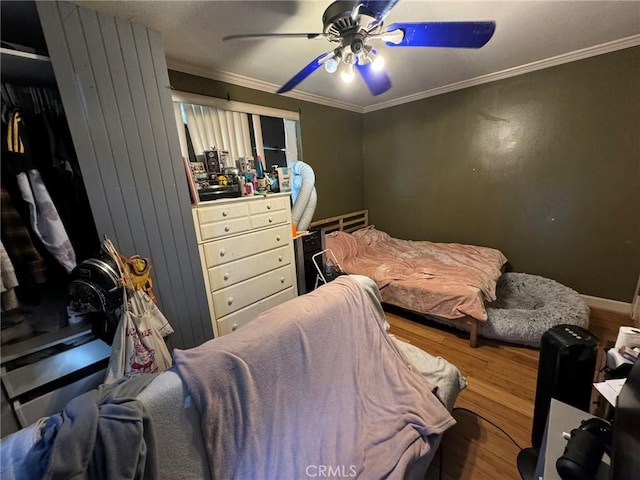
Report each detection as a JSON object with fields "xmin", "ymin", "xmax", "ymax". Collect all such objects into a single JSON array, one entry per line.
[
  {"xmin": 178, "ymin": 103, "xmax": 253, "ymax": 167},
  {"xmin": 251, "ymin": 114, "xmax": 265, "ymax": 170},
  {"xmin": 173, "ymin": 102, "xmax": 188, "ymax": 161},
  {"xmin": 284, "ymin": 119, "xmax": 300, "ymax": 165}
]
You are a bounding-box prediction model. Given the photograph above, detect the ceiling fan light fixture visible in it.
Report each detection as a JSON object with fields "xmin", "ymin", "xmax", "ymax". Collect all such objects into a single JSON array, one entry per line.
[
  {"xmin": 228, "ymin": 1, "xmax": 497, "ymax": 96},
  {"xmin": 357, "ymin": 44, "xmax": 373, "ymax": 64},
  {"xmin": 324, "ymin": 57, "xmax": 339, "ymax": 73},
  {"xmin": 371, "ymin": 53, "xmax": 385, "ymax": 72},
  {"xmin": 340, "ymin": 63, "xmax": 355, "ymax": 83}
]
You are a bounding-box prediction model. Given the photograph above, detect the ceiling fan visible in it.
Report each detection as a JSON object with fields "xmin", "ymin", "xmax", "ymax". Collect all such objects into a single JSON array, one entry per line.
[{"xmin": 223, "ymin": 0, "xmax": 496, "ymax": 96}]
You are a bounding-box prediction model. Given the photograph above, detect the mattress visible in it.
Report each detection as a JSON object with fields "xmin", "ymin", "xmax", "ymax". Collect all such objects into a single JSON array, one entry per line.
[{"xmin": 327, "ymin": 227, "xmax": 507, "ymax": 321}]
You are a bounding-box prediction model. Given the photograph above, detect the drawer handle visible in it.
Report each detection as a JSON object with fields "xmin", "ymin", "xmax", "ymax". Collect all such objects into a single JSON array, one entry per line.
[
  {"xmin": 276, "ymin": 235, "xmax": 281, "ymax": 242},
  {"xmin": 268, "ymin": 217, "xmax": 273, "ymax": 223},
  {"xmin": 222, "ymin": 210, "xmax": 228, "ymax": 217},
  {"xmin": 220, "ymin": 249, "xmax": 226, "ymax": 257},
  {"xmin": 278, "ymin": 255, "xmax": 283, "ymax": 262},
  {"xmin": 227, "ymin": 297, "xmax": 234, "ymax": 305},
  {"xmin": 232, "ymin": 323, "xmax": 238, "ymax": 332},
  {"xmin": 280, "ymin": 276, "xmax": 285, "ymax": 283},
  {"xmin": 223, "ymin": 273, "xmax": 230, "ymax": 281},
  {"xmin": 224, "ymin": 225, "xmax": 230, "ymax": 232},
  {"xmin": 267, "ymin": 204, "xmax": 272, "ymax": 210}
]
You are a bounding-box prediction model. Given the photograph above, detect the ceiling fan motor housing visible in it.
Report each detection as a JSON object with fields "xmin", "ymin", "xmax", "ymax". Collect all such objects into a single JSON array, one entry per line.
[
  {"xmin": 322, "ymin": 1, "xmax": 357, "ymax": 35},
  {"xmin": 322, "ymin": 1, "xmax": 378, "ymax": 36},
  {"xmin": 323, "ymin": 1, "xmax": 377, "ymax": 64}
]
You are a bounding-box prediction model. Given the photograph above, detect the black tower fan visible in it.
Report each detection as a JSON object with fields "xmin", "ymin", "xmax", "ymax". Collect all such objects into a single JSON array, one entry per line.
[
  {"xmin": 517, "ymin": 324, "xmax": 598, "ymax": 479},
  {"xmin": 532, "ymin": 324, "xmax": 599, "ymax": 448}
]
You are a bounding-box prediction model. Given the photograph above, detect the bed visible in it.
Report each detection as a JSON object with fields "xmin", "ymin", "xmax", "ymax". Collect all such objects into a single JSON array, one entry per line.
[
  {"xmin": 1, "ymin": 275, "xmax": 466, "ymax": 480},
  {"xmin": 311, "ymin": 210, "xmax": 508, "ymax": 347}
]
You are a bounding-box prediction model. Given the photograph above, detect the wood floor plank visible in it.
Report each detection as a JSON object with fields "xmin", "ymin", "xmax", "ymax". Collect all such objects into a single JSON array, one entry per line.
[{"xmin": 385, "ymin": 306, "xmax": 631, "ymax": 479}]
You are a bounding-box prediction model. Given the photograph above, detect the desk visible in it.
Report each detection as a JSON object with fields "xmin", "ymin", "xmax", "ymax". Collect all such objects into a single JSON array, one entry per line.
[{"xmin": 535, "ymin": 399, "xmax": 610, "ymax": 479}]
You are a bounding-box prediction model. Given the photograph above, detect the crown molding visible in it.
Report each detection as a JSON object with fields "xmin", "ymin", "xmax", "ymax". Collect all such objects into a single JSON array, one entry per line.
[
  {"xmin": 363, "ymin": 34, "xmax": 640, "ymax": 113},
  {"xmin": 166, "ymin": 59, "xmax": 364, "ymax": 113},
  {"xmin": 168, "ymin": 35, "xmax": 639, "ymax": 115}
]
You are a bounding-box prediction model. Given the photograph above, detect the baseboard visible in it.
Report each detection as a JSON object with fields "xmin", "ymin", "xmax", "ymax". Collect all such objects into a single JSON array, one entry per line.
[{"xmin": 581, "ymin": 295, "xmax": 631, "ymax": 315}]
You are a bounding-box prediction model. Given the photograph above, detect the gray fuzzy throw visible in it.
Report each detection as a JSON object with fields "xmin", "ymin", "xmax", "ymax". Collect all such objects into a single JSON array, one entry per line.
[{"xmin": 428, "ymin": 273, "xmax": 590, "ymax": 348}]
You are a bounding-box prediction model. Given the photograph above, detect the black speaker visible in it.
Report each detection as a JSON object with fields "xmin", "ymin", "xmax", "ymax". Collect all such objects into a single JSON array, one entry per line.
[
  {"xmin": 203, "ymin": 149, "xmax": 228, "ymax": 174},
  {"xmin": 531, "ymin": 324, "xmax": 599, "ymax": 449}
]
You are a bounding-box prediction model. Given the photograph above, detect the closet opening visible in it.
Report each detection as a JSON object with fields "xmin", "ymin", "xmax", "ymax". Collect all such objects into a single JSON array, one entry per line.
[{"xmin": 1, "ymin": 0, "xmax": 106, "ymax": 437}]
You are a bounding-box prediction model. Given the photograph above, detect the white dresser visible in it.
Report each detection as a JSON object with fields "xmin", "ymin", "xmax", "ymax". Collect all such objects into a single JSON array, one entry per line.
[{"xmin": 192, "ymin": 193, "xmax": 298, "ymax": 337}]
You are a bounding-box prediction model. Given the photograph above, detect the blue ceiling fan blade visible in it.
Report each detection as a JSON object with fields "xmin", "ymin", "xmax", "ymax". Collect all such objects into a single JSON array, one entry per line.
[
  {"xmin": 277, "ymin": 51, "xmax": 332, "ymax": 94},
  {"xmin": 355, "ymin": 62, "xmax": 392, "ymax": 96},
  {"xmin": 384, "ymin": 21, "xmax": 496, "ymax": 48},
  {"xmin": 360, "ymin": 0, "xmax": 400, "ymax": 21}
]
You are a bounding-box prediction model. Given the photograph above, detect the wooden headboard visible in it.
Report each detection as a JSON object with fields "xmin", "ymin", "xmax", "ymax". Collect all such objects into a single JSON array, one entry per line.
[{"xmin": 310, "ymin": 209, "xmax": 369, "ymax": 234}]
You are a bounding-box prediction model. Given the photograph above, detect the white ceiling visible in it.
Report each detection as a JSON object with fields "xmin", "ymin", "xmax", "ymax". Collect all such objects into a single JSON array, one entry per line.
[{"xmin": 73, "ymin": 1, "xmax": 640, "ymax": 112}]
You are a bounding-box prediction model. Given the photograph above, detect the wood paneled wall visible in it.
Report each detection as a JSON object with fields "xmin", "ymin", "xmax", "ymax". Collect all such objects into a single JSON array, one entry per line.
[{"xmin": 37, "ymin": 1, "xmax": 212, "ymax": 348}]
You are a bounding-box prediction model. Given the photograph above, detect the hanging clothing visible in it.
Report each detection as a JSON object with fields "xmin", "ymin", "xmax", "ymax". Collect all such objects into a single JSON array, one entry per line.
[
  {"xmin": 15, "ymin": 170, "xmax": 77, "ymax": 273},
  {"xmin": 0, "ymin": 241, "xmax": 19, "ymax": 312},
  {"xmin": 36, "ymin": 112, "xmax": 99, "ymax": 260},
  {"xmin": 5, "ymin": 110, "xmax": 76, "ymax": 273},
  {"xmin": 0, "ymin": 186, "xmax": 47, "ymax": 287},
  {"xmin": 2, "ymin": 87, "xmax": 100, "ymax": 261}
]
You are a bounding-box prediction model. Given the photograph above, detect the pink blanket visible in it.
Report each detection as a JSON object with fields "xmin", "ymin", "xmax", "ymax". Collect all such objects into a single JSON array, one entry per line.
[
  {"xmin": 173, "ymin": 276, "xmax": 455, "ymax": 480},
  {"xmin": 327, "ymin": 227, "xmax": 507, "ymax": 320}
]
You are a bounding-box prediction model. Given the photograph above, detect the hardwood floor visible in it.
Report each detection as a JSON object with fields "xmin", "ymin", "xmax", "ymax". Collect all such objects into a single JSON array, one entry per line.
[{"xmin": 385, "ymin": 307, "xmax": 632, "ymax": 480}]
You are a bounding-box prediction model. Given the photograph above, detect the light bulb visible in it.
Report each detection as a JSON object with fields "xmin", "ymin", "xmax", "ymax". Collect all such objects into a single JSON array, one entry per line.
[
  {"xmin": 371, "ymin": 54, "xmax": 385, "ymax": 72},
  {"xmin": 340, "ymin": 64, "xmax": 355, "ymax": 83},
  {"xmin": 324, "ymin": 57, "xmax": 338, "ymax": 74}
]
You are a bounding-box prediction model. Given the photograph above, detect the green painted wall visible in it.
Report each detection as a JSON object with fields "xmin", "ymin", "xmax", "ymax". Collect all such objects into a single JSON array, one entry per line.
[
  {"xmin": 362, "ymin": 47, "xmax": 640, "ymax": 302},
  {"xmin": 168, "ymin": 70, "xmax": 364, "ymax": 221}
]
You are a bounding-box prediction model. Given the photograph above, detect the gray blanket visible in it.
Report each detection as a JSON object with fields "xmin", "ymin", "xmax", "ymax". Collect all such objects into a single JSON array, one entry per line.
[
  {"xmin": 24, "ymin": 374, "xmax": 158, "ymax": 480},
  {"xmin": 174, "ymin": 276, "xmax": 456, "ymax": 480}
]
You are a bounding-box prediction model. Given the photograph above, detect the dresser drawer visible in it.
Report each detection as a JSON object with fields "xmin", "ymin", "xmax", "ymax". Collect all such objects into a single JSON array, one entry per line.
[
  {"xmin": 216, "ymin": 287, "xmax": 297, "ymax": 336},
  {"xmin": 248, "ymin": 196, "xmax": 289, "ymax": 215},
  {"xmin": 212, "ymin": 265, "xmax": 294, "ymax": 317},
  {"xmin": 200, "ymin": 216, "xmax": 251, "ymax": 241},
  {"xmin": 250, "ymin": 210, "xmax": 288, "ymax": 230},
  {"xmin": 197, "ymin": 202, "xmax": 248, "ymax": 224},
  {"xmin": 208, "ymin": 246, "xmax": 291, "ymax": 291},
  {"xmin": 203, "ymin": 224, "xmax": 290, "ymax": 268}
]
